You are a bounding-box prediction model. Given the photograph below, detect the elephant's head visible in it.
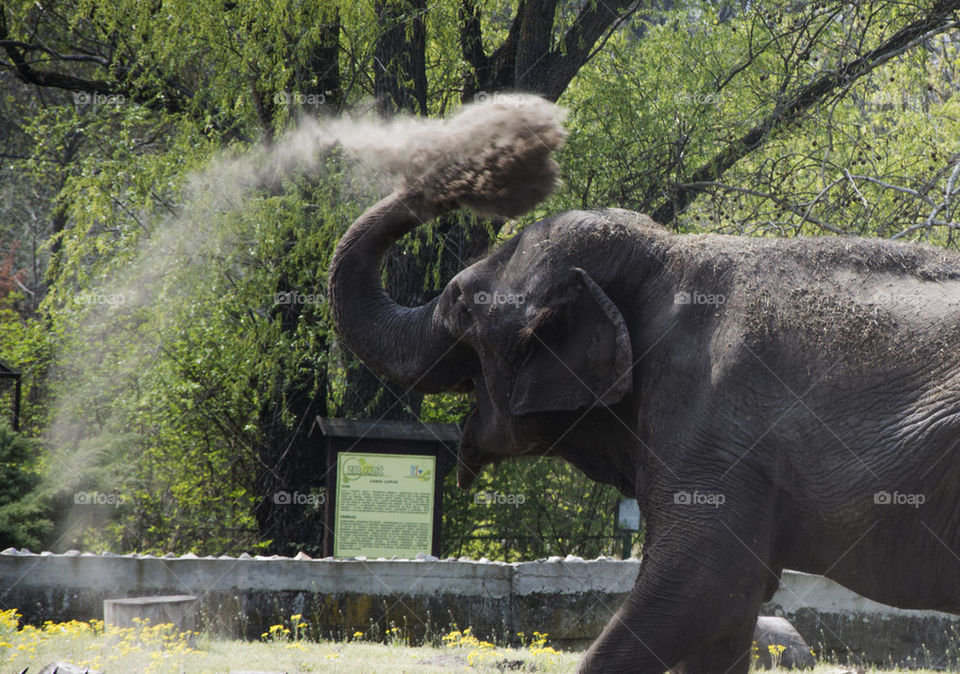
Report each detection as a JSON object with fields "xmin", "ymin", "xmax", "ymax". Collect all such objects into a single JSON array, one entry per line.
[{"xmin": 329, "ymin": 97, "xmax": 635, "ymax": 488}]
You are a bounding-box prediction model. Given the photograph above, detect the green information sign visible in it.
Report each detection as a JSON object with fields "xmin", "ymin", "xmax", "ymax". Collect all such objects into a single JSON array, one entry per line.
[{"xmin": 334, "ymin": 452, "xmax": 436, "ymax": 558}]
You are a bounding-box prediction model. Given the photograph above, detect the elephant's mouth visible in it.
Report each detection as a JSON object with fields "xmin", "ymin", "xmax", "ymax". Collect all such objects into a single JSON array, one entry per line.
[{"xmin": 456, "ymin": 407, "xmax": 498, "ymax": 489}]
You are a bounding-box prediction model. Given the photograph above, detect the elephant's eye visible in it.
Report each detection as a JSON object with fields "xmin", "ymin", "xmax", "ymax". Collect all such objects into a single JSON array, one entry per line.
[{"xmin": 452, "ymin": 295, "xmax": 473, "ymax": 332}]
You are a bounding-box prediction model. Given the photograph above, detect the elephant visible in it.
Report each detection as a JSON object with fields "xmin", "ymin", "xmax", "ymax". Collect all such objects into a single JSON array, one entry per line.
[{"xmin": 328, "ymin": 96, "xmax": 960, "ymax": 672}]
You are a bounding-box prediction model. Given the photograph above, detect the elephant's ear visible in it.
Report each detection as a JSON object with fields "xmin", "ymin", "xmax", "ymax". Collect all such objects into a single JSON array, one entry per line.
[{"xmin": 510, "ymin": 268, "xmax": 633, "ymax": 415}]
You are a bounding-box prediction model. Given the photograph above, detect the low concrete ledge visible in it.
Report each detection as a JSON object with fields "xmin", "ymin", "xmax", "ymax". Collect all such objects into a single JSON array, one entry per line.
[
  {"xmin": 0, "ymin": 550, "xmax": 639, "ymax": 648},
  {"xmin": 0, "ymin": 552, "xmax": 513, "ymax": 597},
  {"xmin": 766, "ymin": 571, "xmax": 960, "ymax": 669},
  {"xmin": 0, "ymin": 549, "xmax": 956, "ymax": 665}
]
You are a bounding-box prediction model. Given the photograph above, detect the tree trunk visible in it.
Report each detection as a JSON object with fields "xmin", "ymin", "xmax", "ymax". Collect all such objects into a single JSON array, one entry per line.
[
  {"xmin": 252, "ymin": 16, "xmax": 343, "ymax": 553},
  {"xmin": 373, "ymin": 0, "xmax": 427, "ymax": 116}
]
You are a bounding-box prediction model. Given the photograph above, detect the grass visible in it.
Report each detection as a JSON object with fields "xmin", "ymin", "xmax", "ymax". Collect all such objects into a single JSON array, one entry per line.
[
  {"xmin": 0, "ymin": 609, "xmax": 946, "ymax": 673},
  {"xmin": 0, "ymin": 610, "xmax": 578, "ymax": 673}
]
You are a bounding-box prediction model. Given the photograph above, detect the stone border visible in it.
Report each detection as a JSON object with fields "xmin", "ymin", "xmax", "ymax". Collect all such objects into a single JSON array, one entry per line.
[
  {"xmin": 0, "ymin": 549, "xmax": 956, "ymax": 664},
  {"xmin": 764, "ymin": 571, "xmax": 960, "ymax": 669}
]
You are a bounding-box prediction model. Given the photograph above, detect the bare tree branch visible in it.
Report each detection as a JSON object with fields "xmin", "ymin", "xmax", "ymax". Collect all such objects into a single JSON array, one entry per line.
[
  {"xmin": 680, "ymin": 180, "xmax": 847, "ymax": 234},
  {"xmin": 461, "ymin": 0, "xmax": 644, "ymax": 103},
  {"xmin": 0, "ymin": 39, "xmax": 110, "ymax": 66},
  {"xmin": 535, "ymin": 0, "xmax": 644, "ymax": 101},
  {"xmin": 651, "ymin": 1, "xmax": 960, "ymax": 225}
]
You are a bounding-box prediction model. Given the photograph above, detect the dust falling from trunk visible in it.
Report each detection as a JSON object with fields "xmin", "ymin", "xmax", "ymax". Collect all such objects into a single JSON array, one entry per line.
[{"xmin": 41, "ymin": 95, "xmax": 564, "ymax": 552}]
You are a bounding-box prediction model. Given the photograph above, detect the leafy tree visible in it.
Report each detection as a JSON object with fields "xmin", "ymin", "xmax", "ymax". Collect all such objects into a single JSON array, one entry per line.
[
  {"xmin": 1, "ymin": 0, "xmax": 960, "ymax": 559},
  {"xmin": 0, "ymin": 419, "xmax": 50, "ymax": 549},
  {"xmin": 557, "ymin": 1, "xmax": 960, "ymax": 244},
  {"xmin": 442, "ymin": 458, "xmax": 634, "ymax": 561}
]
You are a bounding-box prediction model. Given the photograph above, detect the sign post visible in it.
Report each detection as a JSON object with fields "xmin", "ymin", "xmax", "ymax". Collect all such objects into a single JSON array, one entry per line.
[
  {"xmin": 312, "ymin": 417, "xmax": 459, "ymax": 558},
  {"xmin": 616, "ymin": 498, "xmax": 642, "ymax": 560},
  {"xmin": 333, "ymin": 452, "xmax": 437, "ymax": 558}
]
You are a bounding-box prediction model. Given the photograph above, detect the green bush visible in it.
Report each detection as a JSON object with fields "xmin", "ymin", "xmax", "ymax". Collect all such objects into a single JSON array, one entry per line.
[{"xmin": 0, "ymin": 420, "xmax": 51, "ymax": 550}]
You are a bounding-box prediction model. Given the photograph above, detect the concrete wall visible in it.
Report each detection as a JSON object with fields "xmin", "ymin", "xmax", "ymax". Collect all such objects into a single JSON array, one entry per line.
[
  {"xmin": 1, "ymin": 548, "xmax": 957, "ymax": 666},
  {"xmin": 764, "ymin": 571, "xmax": 960, "ymax": 669}
]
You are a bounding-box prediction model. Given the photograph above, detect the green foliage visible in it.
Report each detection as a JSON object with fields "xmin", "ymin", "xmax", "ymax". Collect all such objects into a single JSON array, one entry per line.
[
  {"xmin": 424, "ymin": 391, "xmax": 630, "ymax": 560},
  {"xmin": 0, "ymin": 420, "xmax": 51, "ymax": 550},
  {"xmin": 2, "ymin": 0, "xmax": 960, "ymax": 559},
  {"xmin": 34, "ymin": 127, "xmax": 374, "ymax": 552},
  {"xmin": 442, "ymin": 456, "xmax": 630, "ymax": 562},
  {"xmin": 556, "ymin": 3, "xmax": 960, "ymax": 245}
]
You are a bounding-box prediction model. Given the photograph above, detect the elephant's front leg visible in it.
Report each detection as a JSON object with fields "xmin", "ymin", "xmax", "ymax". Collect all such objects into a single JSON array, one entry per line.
[
  {"xmin": 578, "ymin": 496, "xmax": 774, "ymax": 673},
  {"xmin": 670, "ymin": 619, "xmax": 757, "ymax": 674}
]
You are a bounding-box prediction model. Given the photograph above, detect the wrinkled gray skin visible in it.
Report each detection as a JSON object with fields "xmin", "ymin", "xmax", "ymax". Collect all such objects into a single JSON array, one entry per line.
[{"xmin": 328, "ymin": 104, "xmax": 960, "ymax": 673}]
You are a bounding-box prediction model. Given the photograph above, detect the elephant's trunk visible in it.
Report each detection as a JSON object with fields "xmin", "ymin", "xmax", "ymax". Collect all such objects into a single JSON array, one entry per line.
[
  {"xmin": 328, "ymin": 193, "xmax": 456, "ymax": 390},
  {"xmin": 328, "ymin": 95, "xmax": 567, "ymax": 391}
]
